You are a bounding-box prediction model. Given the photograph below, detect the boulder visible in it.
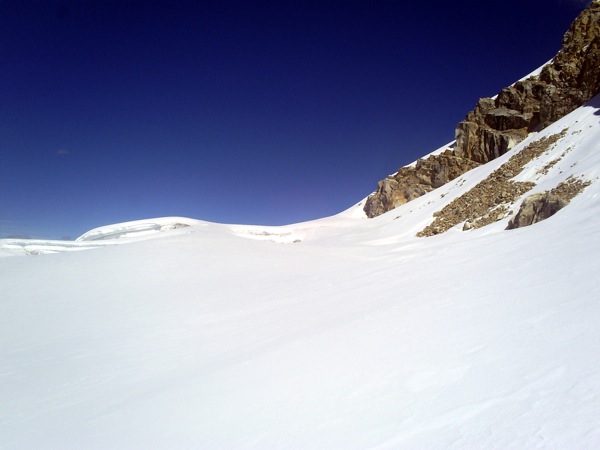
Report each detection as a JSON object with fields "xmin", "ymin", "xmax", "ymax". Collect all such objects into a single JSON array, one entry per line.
[{"xmin": 506, "ymin": 192, "xmax": 568, "ymax": 229}]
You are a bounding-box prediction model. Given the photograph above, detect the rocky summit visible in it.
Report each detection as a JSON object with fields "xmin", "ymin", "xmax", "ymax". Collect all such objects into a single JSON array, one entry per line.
[{"xmin": 364, "ymin": 1, "xmax": 600, "ymax": 219}]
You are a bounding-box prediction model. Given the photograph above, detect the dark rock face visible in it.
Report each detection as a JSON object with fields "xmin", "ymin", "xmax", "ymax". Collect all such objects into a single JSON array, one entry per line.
[
  {"xmin": 455, "ymin": 1, "xmax": 600, "ymax": 164},
  {"xmin": 539, "ymin": 2, "xmax": 600, "ymax": 125},
  {"xmin": 363, "ymin": 152, "xmax": 480, "ymax": 218},
  {"xmin": 364, "ymin": 2, "xmax": 600, "ymax": 218}
]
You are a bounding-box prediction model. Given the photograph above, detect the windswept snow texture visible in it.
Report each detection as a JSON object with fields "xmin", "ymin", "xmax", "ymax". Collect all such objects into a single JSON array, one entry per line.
[{"xmin": 1, "ymin": 100, "xmax": 600, "ymax": 448}]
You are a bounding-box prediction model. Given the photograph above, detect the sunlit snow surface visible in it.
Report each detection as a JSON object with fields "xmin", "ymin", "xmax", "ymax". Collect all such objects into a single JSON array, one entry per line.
[{"xmin": 1, "ymin": 99, "xmax": 600, "ymax": 448}]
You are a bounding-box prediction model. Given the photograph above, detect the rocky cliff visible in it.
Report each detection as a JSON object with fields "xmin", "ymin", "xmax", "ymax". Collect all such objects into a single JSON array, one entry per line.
[
  {"xmin": 363, "ymin": 150, "xmax": 480, "ymax": 217},
  {"xmin": 364, "ymin": 1, "xmax": 600, "ymax": 218}
]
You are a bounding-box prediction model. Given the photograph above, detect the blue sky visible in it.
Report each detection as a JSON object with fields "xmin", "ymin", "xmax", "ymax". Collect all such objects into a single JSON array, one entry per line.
[{"xmin": 0, "ymin": 0, "xmax": 588, "ymax": 239}]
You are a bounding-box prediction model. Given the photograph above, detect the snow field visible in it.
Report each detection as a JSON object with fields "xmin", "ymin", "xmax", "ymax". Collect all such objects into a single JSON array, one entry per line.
[{"xmin": 1, "ymin": 98, "xmax": 600, "ymax": 448}]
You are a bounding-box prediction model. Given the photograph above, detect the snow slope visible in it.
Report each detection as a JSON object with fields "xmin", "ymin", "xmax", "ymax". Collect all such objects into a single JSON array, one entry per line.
[{"xmin": 1, "ymin": 98, "xmax": 600, "ymax": 449}]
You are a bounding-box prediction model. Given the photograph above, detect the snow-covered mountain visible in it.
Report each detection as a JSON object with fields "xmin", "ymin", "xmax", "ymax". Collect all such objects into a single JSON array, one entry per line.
[
  {"xmin": 2, "ymin": 8, "xmax": 600, "ymax": 450},
  {"xmin": 2, "ymin": 97, "xmax": 599, "ymax": 448}
]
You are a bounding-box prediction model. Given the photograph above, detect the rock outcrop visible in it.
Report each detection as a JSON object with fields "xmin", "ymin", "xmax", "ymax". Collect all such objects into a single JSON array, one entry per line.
[
  {"xmin": 506, "ymin": 177, "xmax": 592, "ymax": 229},
  {"xmin": 505, "ymin": 192, "xmax": 567, "ymax": 229},
  {"xmin": 456, "ymin": 0, "xmax": 600, "ymax": 164},
  {"xmin": 363, "ymin": 151, "xmax": 480, "ymax": 217},
  {"xmin": 364, "ymin": 1, "xmax": 600, "ymax": 218}
]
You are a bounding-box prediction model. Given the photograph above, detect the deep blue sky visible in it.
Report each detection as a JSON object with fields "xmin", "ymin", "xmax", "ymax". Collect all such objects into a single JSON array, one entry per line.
[{"xmin": 0, "ymin": 0, "xmax": 590, "ymax": 239}]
